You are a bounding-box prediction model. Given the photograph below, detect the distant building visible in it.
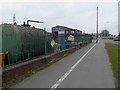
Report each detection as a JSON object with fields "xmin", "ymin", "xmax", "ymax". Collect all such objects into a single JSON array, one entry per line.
[
  {"xmin": 52, "ymin": 25, "xmax": 82, "ymax": 35},
  {"xmin": 52, "ymin": 25, "xmax": 82, "ymax": 49},
  {"xmin": 52, "ymin": 25, "xmax": 82, "ymax": 42},
  {"xmin": 100, "ymin": 29, "xmax": 109, "ymax": 37},
  {"xmin": 91, "ymin": 33, "xmax": 100, "ymax": 39}
]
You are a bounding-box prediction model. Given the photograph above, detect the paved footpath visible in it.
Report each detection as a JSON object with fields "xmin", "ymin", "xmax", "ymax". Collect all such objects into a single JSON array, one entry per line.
[{"xmin": 12, "ymin": 39, "xmax": 115, "ymax": 88}]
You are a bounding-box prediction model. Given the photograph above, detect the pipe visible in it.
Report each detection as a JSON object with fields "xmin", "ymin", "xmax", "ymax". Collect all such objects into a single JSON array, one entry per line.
[{"xmin": 27, "ymin": 20, "xmax": 44, "ymax": 25}]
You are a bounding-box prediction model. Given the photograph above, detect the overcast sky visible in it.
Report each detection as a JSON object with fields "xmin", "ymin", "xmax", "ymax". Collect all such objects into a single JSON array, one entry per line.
[{"xmin": 0, "ymin": 0, "xmax": 118, "ymax": 35}]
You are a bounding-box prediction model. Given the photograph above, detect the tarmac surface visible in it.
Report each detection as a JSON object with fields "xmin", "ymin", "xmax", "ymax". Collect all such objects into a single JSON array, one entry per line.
[
  {"xmin": 12, "ymin": 39, "xmax": 115, "ymax": 88},
  {"xmin": 108, "ymin": 39, "xmax": 120, "ymax": 45}
]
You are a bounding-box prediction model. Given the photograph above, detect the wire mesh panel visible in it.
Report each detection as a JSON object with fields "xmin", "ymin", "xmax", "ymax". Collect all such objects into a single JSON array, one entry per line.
[{"xmin": 1, "ymin": 24, "xmax": 53, "ymax": 67}]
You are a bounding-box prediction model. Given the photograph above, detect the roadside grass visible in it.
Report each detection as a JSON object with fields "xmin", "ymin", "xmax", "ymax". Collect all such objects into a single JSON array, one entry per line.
[
  {"xmin": 101, "ymin": 37, "xmax": 108, "ymax": 40},
  {"xmin": 105, "ymin": 43, "xmax": 119, "ymax": 90}
]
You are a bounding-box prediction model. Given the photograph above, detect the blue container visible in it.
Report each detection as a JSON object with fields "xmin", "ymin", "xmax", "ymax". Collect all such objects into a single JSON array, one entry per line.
[{"xmin": 59, "ymin": 34, "xmax": 66, "ymax": 49}]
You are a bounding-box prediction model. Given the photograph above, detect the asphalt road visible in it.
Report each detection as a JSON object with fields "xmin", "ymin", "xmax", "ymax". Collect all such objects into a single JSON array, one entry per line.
[
  {"xmin": 12, "ymin": 39, "xmax": 115, "ymax": 88},
  {"xmin": 108, "ymin": 39, "xmax": 120, "ymax": 45}
]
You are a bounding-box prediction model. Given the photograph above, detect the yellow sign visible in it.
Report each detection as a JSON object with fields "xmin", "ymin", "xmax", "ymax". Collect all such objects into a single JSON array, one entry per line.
[{"xmin": 51, "ymin": 39, "xmax": 56, "ymax": 47}]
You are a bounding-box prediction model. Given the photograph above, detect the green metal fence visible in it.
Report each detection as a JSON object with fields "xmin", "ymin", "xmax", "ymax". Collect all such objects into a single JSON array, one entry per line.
[
  {"xmin": 0, "ymin": 24, "xmax": 92, "ymax": 67},
  {"xmin": 1, "ymin": 24, "xmax": 53, "ymax": 67}
]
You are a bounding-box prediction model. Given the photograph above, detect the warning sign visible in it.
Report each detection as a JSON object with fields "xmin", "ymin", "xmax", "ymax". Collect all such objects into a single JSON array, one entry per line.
[{"xmin": 51, "ymin": 39, "xmax": 56, "ymax": 47}]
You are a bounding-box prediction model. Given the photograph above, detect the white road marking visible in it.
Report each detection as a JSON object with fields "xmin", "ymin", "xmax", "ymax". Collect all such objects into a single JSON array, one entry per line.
[{"xmin": 50, "ymin": 44, "xmax": 96, "ymax": 89}]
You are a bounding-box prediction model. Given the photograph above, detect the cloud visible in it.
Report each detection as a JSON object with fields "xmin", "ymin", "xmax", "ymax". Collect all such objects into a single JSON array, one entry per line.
[
  {"xmin": 0, "ymin": 1, "xmax": 118, "ymax": 35},
  {"xmin": 0, "ymin": 0, "xmax": 119, "ymax": 3}
]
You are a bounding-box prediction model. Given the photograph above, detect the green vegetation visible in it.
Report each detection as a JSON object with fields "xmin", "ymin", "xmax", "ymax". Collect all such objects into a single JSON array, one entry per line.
[
  {"xmin": 101, "ymin": 37, "xmax": 108, "ymax": 40},
  {"xmin": 105, "ymin": 43, "xmax": 119, "ymax": 89},
  {"xmin": 63, "ymin": 51, "xmax": 71, "ymax": 57}
]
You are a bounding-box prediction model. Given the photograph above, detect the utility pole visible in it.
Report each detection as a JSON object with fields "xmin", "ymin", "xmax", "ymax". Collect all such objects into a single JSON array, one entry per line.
[
  {"xmin": 96, "ymin": 6, "xmax": 99, "ymax": 43},
  {"xmin": 44, "ymin": 28, "xmax": 47, "ymax": 55}
]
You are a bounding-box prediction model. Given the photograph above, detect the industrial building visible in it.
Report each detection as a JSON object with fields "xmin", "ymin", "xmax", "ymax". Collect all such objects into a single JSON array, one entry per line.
[{"xmin": 52, "ymin": 25, "xmax": 82, "ymax": 49}]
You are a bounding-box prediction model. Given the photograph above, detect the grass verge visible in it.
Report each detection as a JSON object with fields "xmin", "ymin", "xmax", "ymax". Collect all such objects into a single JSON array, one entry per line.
[
  {"xmin": 105, "ymin": 43, "xmax": 119, "ymax": 90},
  {"xmin": 101, "ymin": 37, "xmax": 108, "ymax": 40}
]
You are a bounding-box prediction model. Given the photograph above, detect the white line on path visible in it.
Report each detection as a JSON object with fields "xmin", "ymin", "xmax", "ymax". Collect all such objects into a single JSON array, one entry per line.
[{"xmin": 50, "ymin": 44, "xmax": 96, "ymax": 89}]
